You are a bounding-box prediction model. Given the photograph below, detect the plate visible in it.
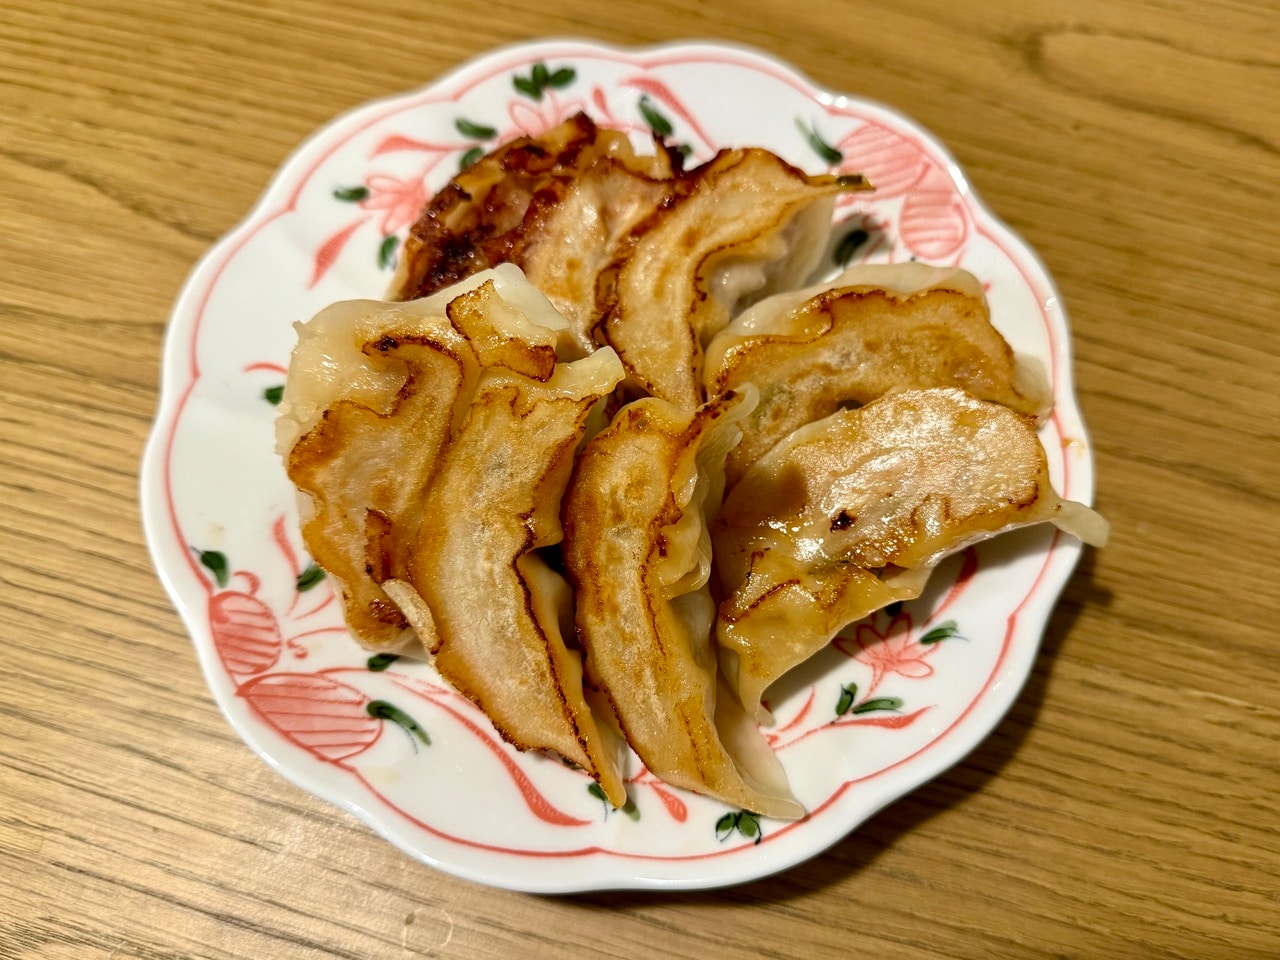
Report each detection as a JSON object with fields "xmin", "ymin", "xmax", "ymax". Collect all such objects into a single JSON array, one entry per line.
[{"xmin": 140, "ymin": 38, "xmax": 1096, "ymax": 893}]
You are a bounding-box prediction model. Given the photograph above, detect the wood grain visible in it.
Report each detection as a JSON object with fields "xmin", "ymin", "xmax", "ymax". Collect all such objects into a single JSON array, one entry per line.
[{"xmin": 2, "ymin": 0, "xmax": 1277, "ymax": 957}]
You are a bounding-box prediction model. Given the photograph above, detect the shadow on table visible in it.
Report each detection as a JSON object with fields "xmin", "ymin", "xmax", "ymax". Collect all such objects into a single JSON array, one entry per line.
[{"xmin": 570, "ymin": 546, "xmax": 1112, "ymax": 909}]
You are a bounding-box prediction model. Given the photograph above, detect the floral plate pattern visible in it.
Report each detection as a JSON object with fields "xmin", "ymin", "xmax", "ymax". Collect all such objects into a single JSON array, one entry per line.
[{"xmin": 140, "ymin": 39, "xmax": 1096, "ymax": 893}]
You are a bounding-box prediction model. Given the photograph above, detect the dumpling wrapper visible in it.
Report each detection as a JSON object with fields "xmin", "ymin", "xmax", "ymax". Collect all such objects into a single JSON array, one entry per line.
[
  {"xmin": 278, "ymin": 266, "xmax": 628, "ymax": 804},
  {"xmin": 714, "ymin": 388, "xmax": 1109, "ymax": 722},
  {"xmin": 276, "ymin": 270, "xmax": 521, "ymax": 651},
  {"xmin": 409, "ymin": 279, "xmax": 628, "ymax": 805},
  {"xmin": 562, "ymin": 386, "xmax": 804, "ymax": 820},
  {"xmin": 390, "ymin": 116, "xmax": 871, "ymax": 410},
  {"xmin": 389, "ymin": 112, "xmax": 678, "ymax": 355},
  {"xmin": 704, "ymin": 262, "xmax": 1053, "ymax": 487},
  {"xmin": 600, "ymin": 149, "xmax": 870, "ymax": 409}
]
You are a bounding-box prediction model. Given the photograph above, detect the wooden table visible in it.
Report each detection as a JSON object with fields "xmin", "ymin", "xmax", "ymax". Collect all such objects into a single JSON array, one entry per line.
[{"xmin": 3, "ymin": 1, "xmax": 1277, "ymax": 957}]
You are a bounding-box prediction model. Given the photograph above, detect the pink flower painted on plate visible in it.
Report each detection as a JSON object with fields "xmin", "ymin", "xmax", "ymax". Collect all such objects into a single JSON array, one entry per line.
[
  {"xmin": 240, "ymin": 672, "xmax": 382, "ymax": 764},
  {"xmin": 837, "ymin": 612, "xmax": 935, "ymax": 683},
  {"xmin": 507, "ymin": 92, "xmax": 587, "ymax": 138},
  {"xmin": 360, "ymin": 171, "xmax": 429, "ymax": 235},
  {"xmin": 210, "ymin": 585, "xmax": 282, "ymax": 678},
  {"xmin": 837, "ymin": 122, "xmax": 927, "ymax": 199},
  {"xmin": 899, "ymin": 161, "xmax": 969, "ymax": 259}
]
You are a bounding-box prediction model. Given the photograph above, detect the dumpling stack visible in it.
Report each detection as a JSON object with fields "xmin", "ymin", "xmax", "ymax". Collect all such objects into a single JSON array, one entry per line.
[
  {"xmin": 389, "ymin": 112, "xmax": 869, "ymax": 408},
  {"xmin": 279, "ymin": 117, "xmax": 1107, "ymax": 818},
  {"xmin": 278, "ymin": 265, "xmax": 628, "ymax": 804}
]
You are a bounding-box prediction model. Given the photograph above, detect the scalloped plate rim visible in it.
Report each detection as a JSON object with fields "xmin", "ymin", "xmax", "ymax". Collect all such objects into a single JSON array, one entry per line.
[{"xmin": 140, "ymin": 37, "xmax": 1095, "ymax": 894}]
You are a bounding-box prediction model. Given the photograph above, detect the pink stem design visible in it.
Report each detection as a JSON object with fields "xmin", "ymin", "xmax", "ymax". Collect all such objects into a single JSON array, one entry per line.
[
  {"xmin": 388, "ymin": 676, "xmax": 590, "ymax": 827},
  {"xmin": 309, "ymin": 216, "xmax": 370, "ymax": 289},
  {"xmin": 243, "ymin": 361, "xmax": 289, "ymax": 374}
]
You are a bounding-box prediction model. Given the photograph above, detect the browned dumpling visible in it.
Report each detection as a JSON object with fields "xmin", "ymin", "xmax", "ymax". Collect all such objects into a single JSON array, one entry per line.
[
  {"xmin": 389, "ymin": 113, "xmax": 678, "ymax": 355},
  {"xmin": 279, "ymin": 266, "xmax": 628, "ymax": 804},
  {"xmin": 409, "ymin": 281, "xmax": 627, "ymax": 806},
  {"xmin": 562, "ymin": 387, "xmax": 803, "ymax": 819},
  {"xmin": 713, "ymin": 388, "xmax": 1109, "ymax": 722},
  {"xmin": 390, "ymin": 114, "xmax": 869, "ymax": 410},
  {"xmin": 600, "ymin": 149, "xmax": 869, "ymax": 409},
  {"xmin": 704, "ymin": 262, "xmax": 1053, "ymax": 487},
  {"xmin": 276, "ymin": 277, "xmax": 492, "ymax": 651}
]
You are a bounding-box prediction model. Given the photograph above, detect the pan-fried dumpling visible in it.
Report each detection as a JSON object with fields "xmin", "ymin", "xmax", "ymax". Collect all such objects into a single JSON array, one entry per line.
[
  {"xmin": 276, "ymin": 271, "xmax": 513, "ymax": 650},
  {"xmin": 389, "ymin": 115, "xmax": 869, "ymax": 409},
  {"xmin": 389, "ymin": 113, "xmax": 678, "ymax": 354},
  {"xmin": 714, "ymin": 388, "xmax": 1109, "ymax": 722},
  {"xmin": 601, "ymin": 150, "xmax": 869, "ymax": 409},
  {"xmin": 562, "ymin": 387, "xmax": 803, "ymax": 819},
  {"xmin": 704, "ymin": 262, "xmax": 1053, "ymax": 487},
  {"xmin": 279, "ymin": 266, "xmax": 628, "ymax": 803},
  {"xmin": 409, "ymin": 280, "xmax": 628, "ymax": 805}
]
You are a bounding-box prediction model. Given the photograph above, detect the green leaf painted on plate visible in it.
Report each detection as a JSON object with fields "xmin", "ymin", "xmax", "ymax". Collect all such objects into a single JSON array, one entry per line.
[
  {"xmin": 366, "ymin": 653, "xmax": 401, "ymax": 672},
  {"xmin": 377, "ymin": 234, "xmax": 398, "ymax": 270},
  {"xmin": 920, "ymin": 620, "xmax": 964, "ymax": 645},
  {"xmin": 587, "ymin": 782, "xmax": 638, "ymax": 820},
  {"xmin": 834, "ymin": 228, "xmax": 870, "ymax": 268},
  {"xmin": 835, "ymin": 682, "xmax": 858, "ymax": 717},
  {"xmin": 366, "ymin": 700, "xmax": 430, "ymax": 747},
  {"xmin": 715, "ymin": 810, "xmax": 763, "ymax": 845},
  {"xmin": 333, "ymin": 185, "xmax": 369, "ymax": 202},
  {"xmin": 512, "ymin": 62, "xmax": 572, "ymax": 101},
  {"xmin": 852, "ymin": 696, "xmax": 903, "ymax": 715},
  {"xmin": 639, "ymin": 95, "xmax": 674, "ymax": 137},
  {"xmin": 195, "ymin": 549, "xmax": 229, "ymax": 588},
  {"xmin": 796, "ymin": 117, "xmax": 843, "ymax": 165},
  {"xmin": 454, "ymin": 117, "xmax": 497, "ymax": 140},
  {"xmin": 513, "ymin": 74, "xmax": 542, "ymax": 101},
  {"xmin": 295, "ymin": 563, "xmax": 324, "ymax": 592},
  {"xmin": 547, "ymin": 67, "xmax": 576, "ymax": 89},
  {"xmin": 263, "ymin": 384, "xmax": 284, "ymax": 405},
  {"xmin": 459, "ymin": 145, "xmax": 484, "ymax": 171}
]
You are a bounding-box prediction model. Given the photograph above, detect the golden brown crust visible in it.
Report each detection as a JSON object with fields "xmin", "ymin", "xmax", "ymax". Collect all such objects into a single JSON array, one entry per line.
[
  {"xmin": 279, "ymin": 272, "xmax": 629, "ymax": 804},
  {"xmin": 285, "ymin": 331, "xmax": 475, "ymax": 650},
  {"xmin": 562, "ymin": 390, "xmax": 802, "ymax": 819},
  {"xmin": 705, "ymin": 265, "xmax": 1054, "ymax": 487},
  {"xmin": 414, "ymin": 375, "xmax": 625, "ymax": 800},
  {"xmin": 599, "ymin": 149, "xmax": 862, "ymax": 409},
  {"xmin": 446, "ymin": 282, "xmax": 557, "ymax": 380},
  {"xmin": 390, "ymin": 113, "xmax": 679, "ymax": 355},
  {"xmin": 714, "ymin": 388, "xmax": 1105, "ymax": 719},
  {"xmin": 391, "ymin": 119, "xmax": 869, "ymax": 408}
]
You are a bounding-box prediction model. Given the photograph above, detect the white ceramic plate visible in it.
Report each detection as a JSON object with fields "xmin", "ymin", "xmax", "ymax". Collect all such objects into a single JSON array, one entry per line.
[{"xmin": 141, "ymin": 39, "xmax": 1096, "ymax": 893}]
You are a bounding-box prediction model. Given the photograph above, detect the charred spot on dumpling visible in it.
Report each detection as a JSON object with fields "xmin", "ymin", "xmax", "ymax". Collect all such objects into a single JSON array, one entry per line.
[
  {"xmin": 363, "ymin": 508, "xmax": 395, "ymax": 583},
  {"xmin": 830, "ymin": 510, "xmax": 856, "ymax": 532},
  {"xmin": 390, "ymin": 113, "xmax": 681, "ymax": 358},
  {"xmin": 367, "ymin": 596, "xmax": 408, "ymax": 629}
]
